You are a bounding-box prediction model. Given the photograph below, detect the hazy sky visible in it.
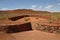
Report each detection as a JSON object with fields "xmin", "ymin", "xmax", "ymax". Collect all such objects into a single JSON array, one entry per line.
[{"xmin": 0, "ymin": 0, "xmax": 60, "ymax": 12}]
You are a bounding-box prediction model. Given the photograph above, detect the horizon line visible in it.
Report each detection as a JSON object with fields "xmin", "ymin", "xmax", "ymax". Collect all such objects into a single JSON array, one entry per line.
[{"xmin": 0, "ymin": 8, "xmax": 60, "ymax": 13}]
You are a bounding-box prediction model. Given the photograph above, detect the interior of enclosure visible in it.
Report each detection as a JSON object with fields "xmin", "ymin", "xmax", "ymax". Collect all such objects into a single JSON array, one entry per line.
[
  {"xmin": 6, "ymin": 22, "xmax": 32, "ymax": 33},
  {"xmin": 8, "ymin": 15, "xmax": 30, "ymax": 21}
]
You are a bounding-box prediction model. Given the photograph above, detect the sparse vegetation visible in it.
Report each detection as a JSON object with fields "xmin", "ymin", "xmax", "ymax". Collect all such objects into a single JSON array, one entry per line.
[
  {"xmin": 0, "ymin": 9, "xmax": 60, "ymax": 34},
  {"xmin": 0, "ymin": 9, "xmax": 60, "ymax": 21}
]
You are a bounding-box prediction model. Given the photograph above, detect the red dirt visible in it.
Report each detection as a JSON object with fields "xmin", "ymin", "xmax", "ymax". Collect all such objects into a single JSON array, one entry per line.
[{"xmin": 9, "ymin": 30, "xmax": 60, "ymax": 40}]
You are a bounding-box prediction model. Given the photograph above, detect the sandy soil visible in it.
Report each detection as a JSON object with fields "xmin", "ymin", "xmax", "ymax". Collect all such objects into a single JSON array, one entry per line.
[
  {"xmin": 9, "ymin": 30, "xmax": 60, "ymax": 40},
  {"xmin": 0, "ymin": 33, "xmax": 15, "ymax": 40}
]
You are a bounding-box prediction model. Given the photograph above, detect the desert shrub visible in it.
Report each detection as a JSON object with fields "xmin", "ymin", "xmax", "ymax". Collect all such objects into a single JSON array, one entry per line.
[{"xmin": 24, "ymin": 17, "xmax": 30, "ymax": 21}]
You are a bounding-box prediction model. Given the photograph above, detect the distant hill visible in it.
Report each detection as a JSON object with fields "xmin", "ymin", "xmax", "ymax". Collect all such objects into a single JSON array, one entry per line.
[
  {"xmin": 0, "ymin": 9, "xmax": 60, "ymax": 20},
  {"xmin": 0, "ymin": 9, "xmax": 51, "ymax": 16}
]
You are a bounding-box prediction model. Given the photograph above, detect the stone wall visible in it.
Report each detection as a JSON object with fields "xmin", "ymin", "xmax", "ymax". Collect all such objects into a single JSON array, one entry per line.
[{"xmin": 35, "ymin": 23, "xmax": 60, "ymax": 34}]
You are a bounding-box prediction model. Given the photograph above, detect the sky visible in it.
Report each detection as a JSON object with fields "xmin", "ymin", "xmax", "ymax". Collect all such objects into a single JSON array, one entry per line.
[{"xmin": 0, "ymin": 0, "xmax": 60, "ymax": 12}]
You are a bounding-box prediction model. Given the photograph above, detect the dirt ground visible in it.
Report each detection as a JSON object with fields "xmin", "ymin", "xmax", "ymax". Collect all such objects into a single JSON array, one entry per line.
[
  {"xmin": 10, "ymin": 30, "xmax": 60, "ymax": 40},
  {"xmin": 0, "ymin": 30, "xmax": 60, "ymax": 40},
  {"xmin": 0, "ymin": 33, "xmax": 15, "ymax": 40}
]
